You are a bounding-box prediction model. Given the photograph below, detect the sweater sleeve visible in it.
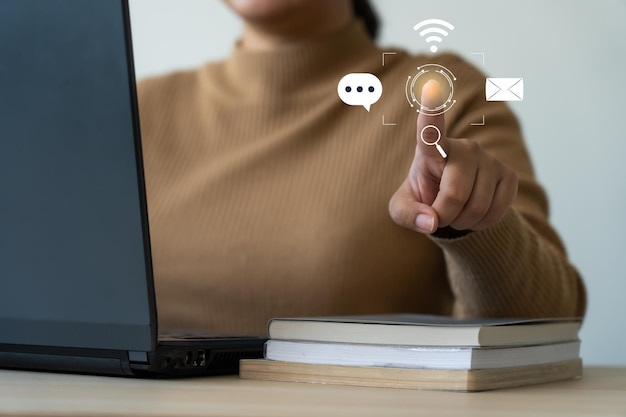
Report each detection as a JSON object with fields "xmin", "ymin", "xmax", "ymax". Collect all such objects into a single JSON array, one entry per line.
[{"xmin": 430, "ymin": 56, "xmax": 586, "ymax": 319}]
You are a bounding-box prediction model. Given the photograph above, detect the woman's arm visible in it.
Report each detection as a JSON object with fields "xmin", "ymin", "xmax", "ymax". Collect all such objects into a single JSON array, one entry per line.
[{"xmin": 389, "ymin": 62, "xmax": 586, "ymax": 318}]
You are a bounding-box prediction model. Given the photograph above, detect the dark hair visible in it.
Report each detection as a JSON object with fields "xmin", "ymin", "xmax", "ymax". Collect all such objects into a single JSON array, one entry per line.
[{"xmin": 353, "ymin": 0, "xmax": 380, "ymax": 40}]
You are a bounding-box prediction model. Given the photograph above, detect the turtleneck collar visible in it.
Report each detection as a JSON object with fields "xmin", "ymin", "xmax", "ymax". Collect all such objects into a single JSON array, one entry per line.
[{"xmin": 220, "ymin": 20, "xmax": 379, "ymax": 97}]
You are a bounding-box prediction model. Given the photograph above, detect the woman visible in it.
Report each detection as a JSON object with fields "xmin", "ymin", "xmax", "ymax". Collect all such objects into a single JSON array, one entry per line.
[{"xmin": 137, "ymin": 0, "xmax": 586, "ymax": 335}]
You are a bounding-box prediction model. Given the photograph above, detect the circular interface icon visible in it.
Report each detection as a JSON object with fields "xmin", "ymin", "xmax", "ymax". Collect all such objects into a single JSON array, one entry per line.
[{"xmin": 405, "ymin": 64, "xmax": 457, "ymax": 116}]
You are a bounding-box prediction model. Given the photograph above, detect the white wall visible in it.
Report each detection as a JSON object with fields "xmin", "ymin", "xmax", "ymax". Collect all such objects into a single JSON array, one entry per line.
[{"xmin": 129, "ymin": 0, "xmax": 626, "ymax": 365}]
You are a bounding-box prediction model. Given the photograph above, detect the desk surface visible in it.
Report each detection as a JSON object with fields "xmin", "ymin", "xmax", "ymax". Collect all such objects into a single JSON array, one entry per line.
[{"xmin": 1, "ymin": 367, "xmax": 625, "ymax": 417}]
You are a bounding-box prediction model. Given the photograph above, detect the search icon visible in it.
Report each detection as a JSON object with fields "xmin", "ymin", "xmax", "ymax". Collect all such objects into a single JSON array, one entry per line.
[{"xmin": 420, "ymin": 125, "xmax": 447, "ymax": 159}]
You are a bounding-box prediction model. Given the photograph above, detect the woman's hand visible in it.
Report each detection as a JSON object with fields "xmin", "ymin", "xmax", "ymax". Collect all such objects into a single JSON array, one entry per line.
[{"xmin": 389, "ymin": 80, "xmax": 518, "ymax": 234}]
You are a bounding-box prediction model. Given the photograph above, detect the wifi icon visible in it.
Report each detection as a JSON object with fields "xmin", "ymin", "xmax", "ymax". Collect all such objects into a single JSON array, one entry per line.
[{"xmin": 413, "ymin": 19, "xmax": 455, "ymax": 53}]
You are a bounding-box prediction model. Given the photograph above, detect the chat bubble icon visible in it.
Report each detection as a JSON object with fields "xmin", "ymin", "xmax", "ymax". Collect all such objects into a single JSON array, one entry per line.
[{"xmin": 337, "ymin": 73, "xmax": 383, "ymax": 112}]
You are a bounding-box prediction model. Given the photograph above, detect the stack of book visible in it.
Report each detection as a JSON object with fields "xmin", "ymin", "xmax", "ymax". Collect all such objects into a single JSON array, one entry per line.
[{"xmin": 239, "ymin": 314, "xmax": 583, "ymax": 391}]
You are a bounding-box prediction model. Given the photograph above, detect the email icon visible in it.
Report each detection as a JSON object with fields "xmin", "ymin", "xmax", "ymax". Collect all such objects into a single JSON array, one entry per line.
[{"xmin": 485, "ymin": 78, "xmax": 524, "ymax": 101}]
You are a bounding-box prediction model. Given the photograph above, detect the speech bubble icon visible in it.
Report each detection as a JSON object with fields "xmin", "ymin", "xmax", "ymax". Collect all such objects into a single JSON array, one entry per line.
[{"xmin": 337, "ymin": 73, "xmax": 383, "ymax": 112}]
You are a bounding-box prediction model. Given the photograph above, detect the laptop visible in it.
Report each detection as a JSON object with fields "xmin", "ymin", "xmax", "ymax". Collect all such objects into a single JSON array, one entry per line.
[{"xmin": 0, "ymin": 0, "xmax": 265, "ymax": 376}]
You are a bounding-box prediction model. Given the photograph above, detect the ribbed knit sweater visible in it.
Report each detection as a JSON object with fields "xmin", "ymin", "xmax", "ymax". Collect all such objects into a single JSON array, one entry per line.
[{"xmin": 137, "ymin": 21, "xmax": 586, "ymax": 335}]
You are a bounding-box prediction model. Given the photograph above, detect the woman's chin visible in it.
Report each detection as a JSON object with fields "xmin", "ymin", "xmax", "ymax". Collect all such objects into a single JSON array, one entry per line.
[{"xmin": 224, "ymin": 0, "xmax": 305, "ymax": 21}]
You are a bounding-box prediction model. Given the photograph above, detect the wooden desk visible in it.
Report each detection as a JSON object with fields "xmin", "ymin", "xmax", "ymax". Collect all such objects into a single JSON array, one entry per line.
[{"xmin": 0, "ymin": 367, "xmax": 624, "ymax": 417}]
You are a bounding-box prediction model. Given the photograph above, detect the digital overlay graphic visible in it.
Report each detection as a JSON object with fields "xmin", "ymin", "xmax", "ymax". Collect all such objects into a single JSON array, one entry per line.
[
  {"xmin": 485, "ymin": 78, "xmax": 524, "ymax": 101},
  {"xmin": 413, "ymin": 19, "xmax": 455, "ymax": 53},
  {"xmin": 420, "ymin": 124, "xmax": 447, "ymax": 159},
  {"xmin": 337, "ymin": 73, "xmax": 383, "ymax": 112},
  {"xmin": 406, "ymin": 64, "xmax": 457, "ymax": 116}
]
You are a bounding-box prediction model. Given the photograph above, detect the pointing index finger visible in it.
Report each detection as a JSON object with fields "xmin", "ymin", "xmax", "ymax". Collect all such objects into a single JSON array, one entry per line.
[{"xmin": 417, "ymin": 79, "xmax": 447, "ymax": 159}]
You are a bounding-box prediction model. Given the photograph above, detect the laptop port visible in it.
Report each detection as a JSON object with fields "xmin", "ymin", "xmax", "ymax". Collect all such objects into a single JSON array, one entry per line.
[
  {"xmin": 182, "ymin": 351, "xmax": 193, "ymax": 367},
  {"xmin": 194, "ymin": 350, "xmax": 207, "ymax": 367}
]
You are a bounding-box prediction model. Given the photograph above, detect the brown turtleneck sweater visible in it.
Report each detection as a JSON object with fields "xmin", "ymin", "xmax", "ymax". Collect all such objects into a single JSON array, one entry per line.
[{"xmin": 136, "ymin": 22, "xmax": 586, "ymax": 335}]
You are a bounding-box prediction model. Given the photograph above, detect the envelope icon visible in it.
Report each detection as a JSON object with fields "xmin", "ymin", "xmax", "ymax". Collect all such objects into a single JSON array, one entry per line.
[{"xmin": 485, "ymin": 78, "xmax": 524, "ymax": 101}]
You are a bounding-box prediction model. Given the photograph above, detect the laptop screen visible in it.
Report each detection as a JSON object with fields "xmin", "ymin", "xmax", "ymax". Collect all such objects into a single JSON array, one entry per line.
[{"xmin": 0, "ymin": 0, "xmax": 154, "ymax": 351}]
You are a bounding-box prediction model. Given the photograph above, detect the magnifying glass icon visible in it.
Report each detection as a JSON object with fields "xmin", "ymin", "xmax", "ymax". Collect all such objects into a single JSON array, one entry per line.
[{"xmin": 420, "ymin": 125, "xmax": 447, "ymax": 159}]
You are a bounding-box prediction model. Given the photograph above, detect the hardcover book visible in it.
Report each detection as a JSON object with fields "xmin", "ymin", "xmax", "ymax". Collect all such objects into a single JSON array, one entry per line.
[
  {"xmin": 239, "ymin": 358, "xmax": 583, "ymax": 392},
  {"xmin": 267, "ymin": 314, "xmax": 582, "ymax": 347}
]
